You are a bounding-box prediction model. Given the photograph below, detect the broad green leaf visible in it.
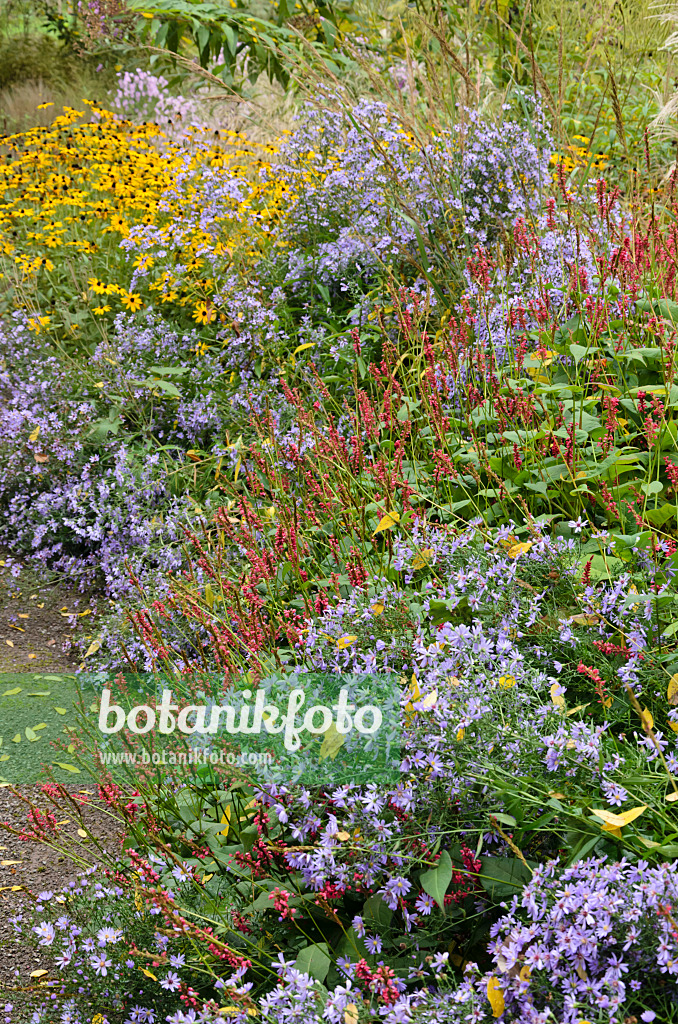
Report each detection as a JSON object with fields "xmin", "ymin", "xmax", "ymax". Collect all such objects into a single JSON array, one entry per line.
[
  {"xmin": 295, "ymin": 942, "xmax": 331, "ymax": 982},
  {"xmin": 420, "ymin": 849, "xmax": 452, "ymax": 911}
]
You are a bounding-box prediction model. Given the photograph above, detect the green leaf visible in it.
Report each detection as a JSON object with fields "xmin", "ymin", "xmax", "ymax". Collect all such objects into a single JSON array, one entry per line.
[
  {"xmin": 54, "ymin": 762, "xmax": 80, "ymax": 773},
  {"xmin": 362, "ymin": 894, "xmax": 393, "ymax": 930},
  {"xmin": 569, "ymin": 343, "xmax": 588, "ymax": 364},
  {"xmin": 420, "ymin": 849, "xmax": 452, "ymax": 911},
  {"xmin": 480, "ymin": 856, "xmax": 533, "ymax": 901},
  {"xmin": 295, "ymin": 942, "xmax": 331, "ymax": 982}
]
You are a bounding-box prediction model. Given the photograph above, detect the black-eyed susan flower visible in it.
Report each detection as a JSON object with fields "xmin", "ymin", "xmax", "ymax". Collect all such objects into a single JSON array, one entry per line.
[
  {"xmin": 120, "ymin": 291, "xmax": 142, "ymax": 312},
  {"xmin": 93, "ymin": 305, "xmax": 111, "ymax": 315},
  {"xmin": 88, "ymin": 277, "xmax": 107, "ymax": 294},
  {"xmin": 192, "ymin": 302, "xmax": 216, "ymax": 325}
]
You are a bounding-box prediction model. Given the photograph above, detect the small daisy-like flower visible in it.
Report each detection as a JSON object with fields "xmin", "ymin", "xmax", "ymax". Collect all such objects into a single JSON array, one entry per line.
[
  {"xmin": 33, "ymin": 922, "xmax": 55, "ymax": 945},
  {"xmin": 160, "ymin": 970, "xmax": 181, "ymax": 991},
  {"xmin": 93, "ymin": 305, "xmax": 111, "ymax": 315},
  {"xmin": 90, "ymin": 952, "xmax": 112, "ymax": 976},
  {"xmin": 97, "ymin": 926, "xmax": 123, "ymax": 946}
]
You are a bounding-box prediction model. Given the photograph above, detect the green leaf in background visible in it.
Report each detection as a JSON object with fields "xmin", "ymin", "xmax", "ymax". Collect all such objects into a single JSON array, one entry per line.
[
  {"xmin": 420, "ymin": 849, "xmax": 452, "ymax": 911},
  {"xmin": 295, "ymin": 942, "xmax": 331, "ymax": 982}
]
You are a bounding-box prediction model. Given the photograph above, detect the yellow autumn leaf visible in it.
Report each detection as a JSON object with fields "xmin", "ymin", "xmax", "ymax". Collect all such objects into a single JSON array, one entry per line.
[
  {"xmin": 84, "ymin": 639, "xmax": 101, "ymax": 657},
  {"xmin": 519, "ymin": 965, "xmax": 531, "ymax": 983},
  {"xmin": 666, "ymin": 792, "xmax": 678, "ymax": 803},
  {"xmin": 292, "ymin": 341, "xmax": 315, "ymax": 356},
  {"xmin": 336, "ymin": 634, "xmax": 358, "ymax": 650},
  {"xmin": 487, "ymin": 975, "xmax": 505, "ymax": 1017},
  {"xmin": 669, "ymin": 674, "xmax": 678, "ymax": 706},
  {"xmin": 670, "ymin": 721, "xmax": 678, "ymax": 734},
  {"xmin": 568, "ymin": 613, "xmax": 601, "ymax": 626},
  {"xmin": 566, "ymin": 703, "xmax": 590, "ymax": 716},
  {"xmin": 217, "ymin": 805, "xmax": 231, "ymax": 836},
  {"xmin": 372, "ymin": 510, "xmax": 400, "ymax": 535},
  {"xmin": 29, "ymin": 426, "xmax": 40, "ymax": 442},
  {"xmin": 550, "ymin": 682, "xmax": 566, "ymax": 709},
  {"xmin": 202, "ymin": 872, "xmax": 214, "ymax": 883},
  {"xmin": 344, "ymin": 1005, "xmax": 359, "ymax": 1024},
  {"xmin": 639, "ymin": 707, "xmax": 654, "ymax": 732},
  {"xmin": 592, "ymin": 805, "xmax": 647, "ymax": 838},
  {"xmin": 456, "ymin": 727, "xmax": 465, "ymax": 741},
  {"xmin": 507, "ymin": 541, "xmax": 532, "ymax": 559},
  {"xmin": 319, "ymin": 721, "xmax": 345, "ymax": 761},
  {"xmin": 30, "ymin": 969, "xmax": 48, "ymax": 978},
  {"xmin": 336, "ymin": 830, "xmax": 351, "ymax": 841},
  {"xmin": 498, "ymin": 675, "xmax": 516, "ymax": 689},
  {"xmin": 411, "ymin": 548, "xmax": 434, "ymax": 570},
  {"xmin": 370, "ymin": 603, "xmax": 385, "ymax": 616},
  {"xmin": 11, "ymin": 734, "xmax": 20, "ymax": 744},
  {"xmin": 140, "ymin": 968, "xmax": 157, "ymax": 980},
  {"xmin": 92, "ymin": 1016, "xmax": 105, "ymax": 1024}
]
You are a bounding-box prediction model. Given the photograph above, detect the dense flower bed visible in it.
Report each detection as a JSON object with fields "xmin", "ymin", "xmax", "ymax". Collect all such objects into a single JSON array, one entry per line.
[{"xmin": 3, "ymin": 72, "xmax": 678, "ymax": 1024}]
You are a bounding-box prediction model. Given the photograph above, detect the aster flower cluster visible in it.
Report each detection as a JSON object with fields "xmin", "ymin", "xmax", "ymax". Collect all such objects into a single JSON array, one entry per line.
[{"xmin": 411, "ymin": 856, "xmax": 678, "ymax": 1023}]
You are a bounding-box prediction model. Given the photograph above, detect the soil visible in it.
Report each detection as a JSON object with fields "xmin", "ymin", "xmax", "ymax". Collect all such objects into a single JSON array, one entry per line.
[{"xmin": 0, "ymin": 552, "xmax": 121, "ymax": 1018}]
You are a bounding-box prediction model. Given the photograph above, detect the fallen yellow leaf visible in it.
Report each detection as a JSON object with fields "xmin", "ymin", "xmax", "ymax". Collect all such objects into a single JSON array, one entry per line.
[
  {"xmin": 319, "ymin": 721, "xmax": 345, "ymax": 761},
  {"xmin": 336, "ymin": 635, "xmax": 358, "ymax": 650},
  {"xmin": 411, "ymin": 548, "xmax": 434, "ymax": 570},
  {"xmin": 487, "ymin": 975, "xmax": 505, "ymax": 1017},
  {"xmin": 640, "ymin": 707, "xmax": 654, "ymax": 732},
  {"xmin": 592, "ymin": 805, "xmax": 647, "ymax": 837},
  {"xmin": 372, "ymin": 510, "xmax": 400, "ymax": 535},
  {"xmin": 668, "ymin": 674, "xmax": 678, "ymax": 706},
  {"xmin": 507, "ymin": 541, "xmax": 532, "ymax": 559},
  {"xmin": 550, "ymin": 682, "xmax": 566, "ymax": 709}
]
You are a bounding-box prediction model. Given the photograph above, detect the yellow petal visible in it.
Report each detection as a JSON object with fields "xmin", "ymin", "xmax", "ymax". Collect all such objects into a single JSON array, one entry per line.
[{"xmin": 487, "ymin": 976, "xmax": 505, "ymax": 1017}]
